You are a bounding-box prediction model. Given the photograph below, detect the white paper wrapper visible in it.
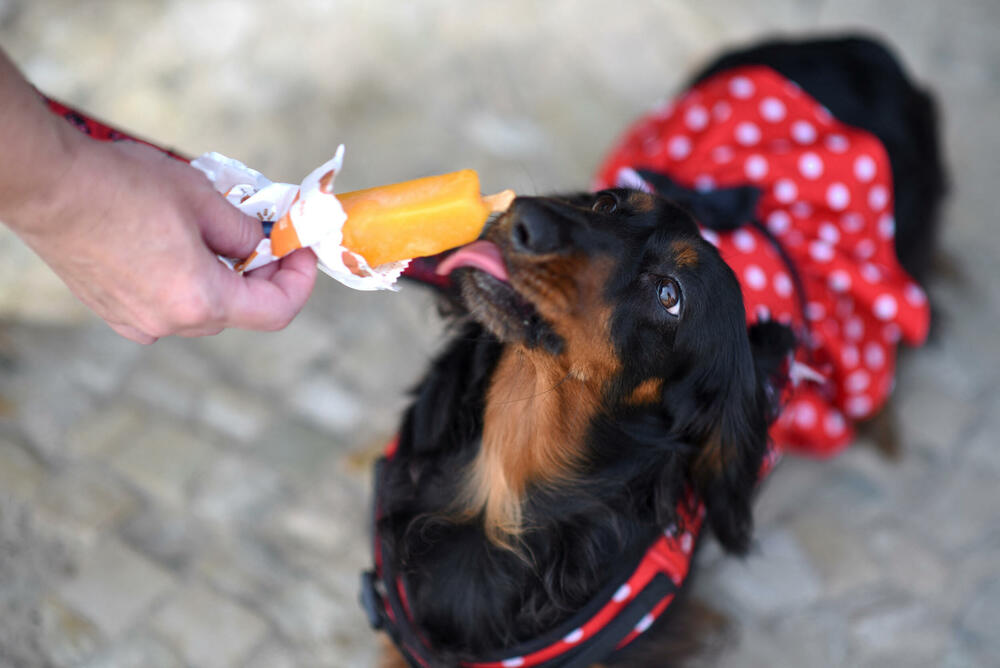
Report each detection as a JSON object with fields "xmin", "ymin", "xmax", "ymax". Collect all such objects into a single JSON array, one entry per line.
[{"xmin": 191, "ymin": 146, "xmax": 408, "ymax": 291}]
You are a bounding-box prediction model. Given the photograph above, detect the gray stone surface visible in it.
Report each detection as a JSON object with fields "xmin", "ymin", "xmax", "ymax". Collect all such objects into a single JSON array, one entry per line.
[
  {"xmin": 1, "ymin": 1, "xmax": 999, "ymax": 666},
  {"xmin": 151, "ymin": 584, "xmax": 268, "ymax": 668},
  {"xmin": 57, "ymin": 539, "xmax": 174, "ymax": 640}
]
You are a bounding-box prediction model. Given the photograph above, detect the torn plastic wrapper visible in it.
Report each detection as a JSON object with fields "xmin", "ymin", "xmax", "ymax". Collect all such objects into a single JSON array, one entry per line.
[{"xmin": 191, "ymin": 146, "xmax": 408, "ymax": 291}]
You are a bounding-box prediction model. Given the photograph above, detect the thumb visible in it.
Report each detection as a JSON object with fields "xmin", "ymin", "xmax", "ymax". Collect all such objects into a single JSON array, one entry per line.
[{"xmin": 197, "ymin": 191, "xmax": 265, "ymax": 259}]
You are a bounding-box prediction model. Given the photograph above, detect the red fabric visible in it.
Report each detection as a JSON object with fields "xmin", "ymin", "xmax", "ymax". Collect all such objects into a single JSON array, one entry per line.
[
  {"xmin": 44, "ymin": 96, "xmax": 190, "ymax": 162},
  {"xmin": 595, "ymin": 66, "xmax": 930, "ymax": 457},
  {"xmin": 465, "ymin": 495, "xmax": 704, "ymax": 668}
]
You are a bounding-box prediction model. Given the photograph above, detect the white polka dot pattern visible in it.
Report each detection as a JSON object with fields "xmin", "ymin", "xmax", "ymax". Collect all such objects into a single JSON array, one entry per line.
[
  {"xmin": 819, "ymin": 222, "xmax": 840, "ymax": 243},
  {"xmin": 774, "ymin": 272, "xmax": 794, "ymax": 297},
  {"xmin": 840, "ymin": 212, "xmax": 864, "ymax": 233},
  {"xmin": 729, "ymin": 76, "xmax": 755, "ymax": 99},
  {"xmin": 825, "ymin": 134, "xmax": 849, "ymax": 153},
  {"xmin": 668, "ymin": 135, "xmax": 691, "ymax": 160},
  {"xmin": 711, "ymin": 145, "xmax": 733, "ymax": 163},
  {"xmin": 864, "ymin": 342, "xmax": 886, "ymax": 369},
  {"xmin": 868, "ymin": 185, "xmax": 889, "ymax": 211},
  {"xmin": 845, "ymin": 316, "xmax": 865, "ymax": 341},
  {"xmin": 826, "ymin": 183, "xmax": 850, "ymax": 211},
  {"xmin": 734, "ymin": 229, "xmax": 756, "ymax": 252},
  {"xmin": 791, "ymin": 201, "xmax": 812, "ymax": 218},
  {"xmin": 596, "ymin": 64, "xmax": 931, "ymax": 457},
  {"xmin": 846, "ymin": 369, "xmax": 871, "ymax": 393},
  {"xmin": 905, "ymin": 282, "xmax": 927, "ymax": 306},
  {"xmin": 767, "ymin": 210, "xmax": 791, "ymax": 235},
  {"xmin": 874, "ymin": 294, "xmax": 899, "ymax": 321},
  {"xmin": 799, "ymin": 152, "xmax": 824, "ymax": 179},
  {"xmin": 824, "ymin": 411, "xmax": 846, "ymax": 438},
  {"xmin": 828, "ymin": 269, "xmax": 851, "ymax": 292},
  {"xmin": 735, "ymin": 121, "xmax": 762, "ymax": 146},
  {"xmin": 846, "ymin": 395, "xmax": 872, "ymax": 418},
  {"xmin": 792, "ymin": 120, "xmax": 817, "ymax": 144},
  {"xmin": 795, "ymin": 402, "xmax": 818, "ymax": 429},
  {"xmin": 744, "ymin": 265, "xmax": 767, "ymax": 290},
  {"xmin": 809, "ymin": 241, "xmax": 834, "ymax": 263},
  {"xmin": 745, "ymin": 154, "xmax": 769, "ymax": 180},
  {"xmin": 685, "ymin": 105, "xmax": 709, "ymax": 131},
  {"xmin": 878, "ymin": 214, "xmax": 895, "ymax": 239},
  {"xmin": 854, "ymin": 155, "xmax": 877, "ymax": 182},
  {"xmin": 774, "ymin": 179, "xmax": 798, "ymax": 203},
  {"xmin": 760, "ymin": 96, "xmax": 786, "ymax": 122},
  {"xmin": 806, "ymin": 302, "xmax": 826, "ymax": 322}
]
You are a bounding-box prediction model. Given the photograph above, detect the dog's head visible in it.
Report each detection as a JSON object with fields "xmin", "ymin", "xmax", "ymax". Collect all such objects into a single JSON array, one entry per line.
[{"xmin": 438, "ymin": 189, "xmax": 770, "ymax": 553}]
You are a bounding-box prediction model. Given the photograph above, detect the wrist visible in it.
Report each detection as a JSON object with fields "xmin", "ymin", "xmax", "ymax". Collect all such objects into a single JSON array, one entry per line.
[
  {"xmin": 0, "ymin": 48, "xmax": 92, "ymax": 235},
  {"xmin": 1, "ymin": 117, "xmax": 94, "ymax": 238}
]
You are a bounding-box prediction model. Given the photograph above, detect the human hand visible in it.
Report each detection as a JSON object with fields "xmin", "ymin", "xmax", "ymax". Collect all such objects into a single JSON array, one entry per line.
[{"xmin": 12, "ymin": 137, "xmax": 318, "ymax": 344}]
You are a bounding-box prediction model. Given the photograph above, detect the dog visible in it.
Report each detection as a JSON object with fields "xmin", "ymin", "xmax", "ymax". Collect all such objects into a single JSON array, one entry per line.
[{"xmin": 364, "ymin": 35, "xmax": 946, "ymax": 667}]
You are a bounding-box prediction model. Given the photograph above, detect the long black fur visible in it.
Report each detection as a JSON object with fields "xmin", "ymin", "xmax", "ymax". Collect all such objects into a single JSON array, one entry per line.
[
  {"xmin": 381, "ymin": 192, "xmax": 770, "ymax": 665},
  {"xmin": 377, "ymin": 35, "xmax": 946, "ymax": 667}
]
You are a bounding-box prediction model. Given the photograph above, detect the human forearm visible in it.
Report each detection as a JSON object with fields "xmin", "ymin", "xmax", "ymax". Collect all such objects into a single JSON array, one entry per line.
[
  {"xmin": 0, "ymin": 48, "xmax": 317, "ymax": 343},
  {"xmin": 0, "ymin": 47, "xmax": 86, "ymax": 232}
]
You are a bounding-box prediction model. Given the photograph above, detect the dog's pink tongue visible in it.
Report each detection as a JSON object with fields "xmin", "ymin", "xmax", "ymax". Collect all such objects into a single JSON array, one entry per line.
[{"xmin": 435, "ymin": 240, "xmax": 509, "ymax": 281}]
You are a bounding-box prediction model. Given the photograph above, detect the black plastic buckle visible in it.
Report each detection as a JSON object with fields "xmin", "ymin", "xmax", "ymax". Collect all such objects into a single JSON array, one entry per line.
[{"xmin": 360, "ymin": 570, "xmax": 384, "ymax": 630}]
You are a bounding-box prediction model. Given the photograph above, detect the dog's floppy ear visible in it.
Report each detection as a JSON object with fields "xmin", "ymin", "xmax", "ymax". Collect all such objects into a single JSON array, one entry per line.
[
  {"xmin": 663, "ymin": 292, "xmax": 771, "ymax": 554},
  {"xmin": 694, "ymin": 333, "xmax": 769, "ymax": 554}
]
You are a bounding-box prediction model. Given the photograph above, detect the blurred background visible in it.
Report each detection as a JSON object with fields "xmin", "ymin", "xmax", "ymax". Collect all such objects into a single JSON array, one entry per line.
[{"xmin": 1, "ymin": 1, "xmax": 998, "ymax": 666}]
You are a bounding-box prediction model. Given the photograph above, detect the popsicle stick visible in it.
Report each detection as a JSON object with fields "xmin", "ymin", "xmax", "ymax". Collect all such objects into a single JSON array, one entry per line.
[{"xmin": 483, "ymin": 189, "xmax": 516, "ymax": 213}]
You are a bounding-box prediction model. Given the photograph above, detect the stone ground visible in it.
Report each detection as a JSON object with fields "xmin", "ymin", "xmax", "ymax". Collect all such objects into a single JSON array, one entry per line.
[{"xmin": 1, "ymin": 1, "xmax": 999, "ymax": 666}]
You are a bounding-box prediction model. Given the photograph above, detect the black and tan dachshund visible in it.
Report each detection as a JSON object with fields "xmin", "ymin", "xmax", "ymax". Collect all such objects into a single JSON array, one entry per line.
[{"xmin": 369, "ymin": 35, "xmax": 945, "ymax": 668}]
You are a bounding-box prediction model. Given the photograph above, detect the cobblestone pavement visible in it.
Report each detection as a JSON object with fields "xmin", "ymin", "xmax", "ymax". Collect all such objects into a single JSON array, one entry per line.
[{"xmin": 1, "ymin": 1, "xmax": 999, "ymax": 667}]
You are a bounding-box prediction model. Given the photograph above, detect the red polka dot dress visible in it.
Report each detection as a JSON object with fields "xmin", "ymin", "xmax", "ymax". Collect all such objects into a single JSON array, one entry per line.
[{"xmin": 595, "ymin": 66, "xmax": 930, "ymax": 457}]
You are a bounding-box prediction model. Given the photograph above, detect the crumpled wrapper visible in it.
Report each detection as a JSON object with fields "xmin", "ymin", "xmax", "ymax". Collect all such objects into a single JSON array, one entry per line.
[{"xmin": 191, "ymin": 146, "xmax": 408, "ymax": 291}]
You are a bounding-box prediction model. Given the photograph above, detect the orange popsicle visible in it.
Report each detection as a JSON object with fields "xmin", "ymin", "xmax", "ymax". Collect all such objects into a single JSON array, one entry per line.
[{"xmin": 339, "ymin": 170, "xmax": 514, "ymax": 267}]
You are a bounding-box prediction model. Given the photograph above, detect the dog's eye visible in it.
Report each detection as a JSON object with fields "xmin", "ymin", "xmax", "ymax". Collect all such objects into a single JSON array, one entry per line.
[
  {"xmin": 658, "ymin": 277, "xmax": 682, "ymax": 316},
  {"xmin": 592, "ymin": 193, "xmax": 618, "ymax": 214}
]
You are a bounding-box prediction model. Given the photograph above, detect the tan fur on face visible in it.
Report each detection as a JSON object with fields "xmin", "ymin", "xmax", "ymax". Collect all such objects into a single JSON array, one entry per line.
[
  {"xmin": 627, "ymin": 378, "xmax": 663, "ymax": 405},
  {"xmin": 626, "ymin": 190, "xmax": 657, "ymax": 213},
  {"xmin": 693, "ymin": 429, "xmax": 727, "ymax": 483},
  {"xmin": 462, "ymin": 255, "xmax": 621, "ymax": 548},
  {"xmin": 671, "ymin": 241, "xmax": 699, "ymax": 269}
]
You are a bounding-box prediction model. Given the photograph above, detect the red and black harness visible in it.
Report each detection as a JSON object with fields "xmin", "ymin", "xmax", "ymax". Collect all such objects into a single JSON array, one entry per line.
[
  {"xmin": 363, "ymin": 439, "xmax": 781, "ymax": 668},
  {"xmin": 363, "ymin": 440, "xmax": 703, "ymax": 668}
]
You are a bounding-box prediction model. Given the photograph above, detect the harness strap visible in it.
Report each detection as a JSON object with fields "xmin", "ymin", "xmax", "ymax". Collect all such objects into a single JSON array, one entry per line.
[
  {"xmin": 550, "ymin": 574, "xmax": 676, "ymax": 668},
  {"xmin": 43, "ymin": 95, "xmax": 190, "ymax": 162},
  {"xmin": 365, "ymin": 447, "xmax": 712, "ymax": 667}
]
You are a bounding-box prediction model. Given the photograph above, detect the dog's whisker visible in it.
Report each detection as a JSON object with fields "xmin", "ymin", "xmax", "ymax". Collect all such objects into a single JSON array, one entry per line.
[{"xmin": 492, "ymin": 368, "xmax": 574, "ymax": 406}]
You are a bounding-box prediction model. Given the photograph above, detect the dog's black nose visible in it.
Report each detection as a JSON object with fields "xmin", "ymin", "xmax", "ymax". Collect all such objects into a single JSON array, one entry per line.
[{"xmin": 510, "ymin": 198, "xmax": 563, "ymax": 255}]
